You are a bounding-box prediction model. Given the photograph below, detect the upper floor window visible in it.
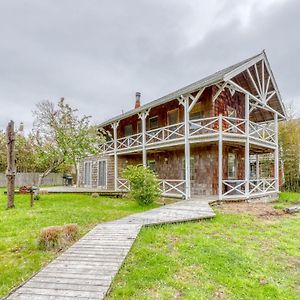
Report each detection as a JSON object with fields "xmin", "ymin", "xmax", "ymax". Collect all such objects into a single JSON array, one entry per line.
[
  {"xmin": 149, "ymin": 116, "xmax": 159, "ymax": 130},
  {"xmin": 137, "ymin": 120, "xmax": 142, "ymax": 133},
  {"xmin": 167, "ymin": 109, "xmax": 179, "ymax": 126},
  {"xmin": 124, "ymin": 124, "xmax": 133, "ymax": 136},
  {"xmin": 190, "ymin": 102, "xmax": 203, "ymax": 121}
]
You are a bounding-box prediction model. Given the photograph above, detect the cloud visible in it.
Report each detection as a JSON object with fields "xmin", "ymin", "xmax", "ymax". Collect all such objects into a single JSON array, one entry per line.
[{"xmin": 0, "ymin": 0, "xmax": 298, "ymax": 131}]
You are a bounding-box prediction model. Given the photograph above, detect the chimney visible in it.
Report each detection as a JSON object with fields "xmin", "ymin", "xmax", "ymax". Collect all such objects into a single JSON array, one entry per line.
[{"xmin": 135, "ymin": 92, "xmax": 141, "ymax": 109}]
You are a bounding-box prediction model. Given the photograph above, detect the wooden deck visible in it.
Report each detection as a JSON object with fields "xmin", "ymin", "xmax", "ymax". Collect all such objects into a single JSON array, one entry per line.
[
  {"xmin": 39, "ymin": 186, "xmax": 127, "ymax": 197},
  {"xmin": 6, "ymin": 199, "xmax": 215, "ymax": 300}
]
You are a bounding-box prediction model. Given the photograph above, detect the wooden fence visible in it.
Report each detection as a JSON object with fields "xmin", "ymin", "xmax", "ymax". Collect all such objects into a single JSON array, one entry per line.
[{"xmin": 0, "ymin": 173, "xmax": 64, "ymax": 187}]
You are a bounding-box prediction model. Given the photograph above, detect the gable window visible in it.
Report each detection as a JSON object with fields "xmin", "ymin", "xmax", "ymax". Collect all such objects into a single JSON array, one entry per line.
[
  {"xmin": 98, "ymin": 160, "xmax": 107, "ymax": 187},
  {"xmin": 84, "ymin": 161, "xmax": 92, "ymax": 186},
  {"xmin": 124, "ymin": 124, "xmax": 133, "ymax": 137},
  {"xmin": 149, "ymin": 116, "xmax": 159, "ymax": 130},
  {"xmin": 228, "ymin": 153, "xmax": 237, "ymax": 179}
]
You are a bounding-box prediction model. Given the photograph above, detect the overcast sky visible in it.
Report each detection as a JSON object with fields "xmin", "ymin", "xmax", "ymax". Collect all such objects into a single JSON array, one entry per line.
[{"xmin": 0, "ymin": 0, "xmax": 299, "ymax": 131}]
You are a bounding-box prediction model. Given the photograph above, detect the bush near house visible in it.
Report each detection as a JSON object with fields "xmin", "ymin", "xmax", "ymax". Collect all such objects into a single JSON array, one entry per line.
[{"xmin": 123, "ymin": 165, "xmax": 161, "ymax": 206}]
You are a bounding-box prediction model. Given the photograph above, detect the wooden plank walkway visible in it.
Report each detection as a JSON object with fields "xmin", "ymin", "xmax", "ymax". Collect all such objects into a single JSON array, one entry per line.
[{"xmin": 6, "ymin": 199, "xmax": 215, "ymax": 300}]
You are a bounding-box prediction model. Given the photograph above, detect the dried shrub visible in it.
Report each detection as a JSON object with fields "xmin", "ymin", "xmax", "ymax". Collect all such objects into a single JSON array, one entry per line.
[
  {"xmin": 38, "ymin": 223, "xmax": 79, "ymax": 251},
  {"xmin": 62, "ymin": 224, "xmax": 79, "ymax": 240}
]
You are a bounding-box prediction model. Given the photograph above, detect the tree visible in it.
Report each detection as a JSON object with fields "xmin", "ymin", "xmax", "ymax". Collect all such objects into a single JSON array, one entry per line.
[
  {"xmin": 278, "ymin": 118, "xmax": 300, "ymax": 192},
  {"xmin": 33, "ymin": 98, "xmax": 105, "ymax": 190}
]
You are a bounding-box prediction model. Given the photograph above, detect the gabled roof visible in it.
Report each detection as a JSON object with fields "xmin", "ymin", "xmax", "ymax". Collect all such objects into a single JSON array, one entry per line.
[{"xmin": 100, "ymin": 51, "xmax": 286, "ymax": 127}]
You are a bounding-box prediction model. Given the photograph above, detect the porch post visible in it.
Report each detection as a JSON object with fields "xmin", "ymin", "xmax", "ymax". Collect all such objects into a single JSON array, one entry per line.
[
  {"xmin": 218, "ymin": 114, "xmax": 223, "ymax": 201},
  {"xmin": 138, "ymin": 110, "xmax": 150, "ymax": 167},
  {"xmin": 183, "ymin": 96, "xmax": 191, "ymax": 199},
  {"xmin": 112, "ymin": 121, "xmax": 119, "ymax": 191},
  {"xmin": 256, "ymin": 154, "xmax": 260, "ymax": 179},
  {"xmin": 274, "ymin": 112, "xmax": 279, "ymax": 192},
  {"xmin": 245, "ymin": 93, "xmax": 250, "ymax": 198}
]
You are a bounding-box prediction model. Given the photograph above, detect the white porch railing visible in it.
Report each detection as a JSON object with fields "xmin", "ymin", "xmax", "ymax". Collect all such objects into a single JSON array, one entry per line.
[
  {"xmin": 99, "ymin": 140, "xmax": 114, "ymax": 152},
  {"xmin": 159, "ymin": 179, "xmax": 186, "ymax": 198},
  {"xmin": 249, "ymin": 178, "xmax": 276, "ymax": 195},
  {"xmin": 117, "ymin": 133, "xmax": 143, "ymax": 150},
  {"xmin": 222, "ymin": 180, "xmax": 246, "ymax": 197},
  {"xmin": 189, "ymin": 116, "xmax": 218, "ymax": 136},
  {"xmin": 223, "ymin": 178, "xmax": 277, "ymax": 198},
  {"xmin": 100, "ymin": 117, "xmax": 276, "ymax": 153},
  {"xmin": 249, "ymin": 121, "xmax": 275, "ymax": 144},
  {"xmin": 117, "ymin": 178, "xmax": 186, "ymax": 198},
  {"xmin": 145, "ymin": 122, "xmax": 185, "ymax": 145},
  {"xmin": 116, "ymin": 178, "xmax": 130, "ymax": 191},
  {"xmin": 223, "ymin": 116, "xmax": 246, "ymax": 134}
]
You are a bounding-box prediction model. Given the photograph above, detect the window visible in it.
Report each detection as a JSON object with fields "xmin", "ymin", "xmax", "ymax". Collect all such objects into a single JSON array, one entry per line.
[
  {"xmin": 98, "ymin": 160, "xmax": 107, "ymax": 187},
  {"xmin": 149, "ymin": 116, "xmax": 159, "ymax": 130},
  {"xmin": 190, "ymin": 102, "xmax": 204, "ymax": 131},
  {"xmin": 190, "ymin": 102, "xmax": 203, "ymax": 121},
  {"xmin": 167, "ymin": 109, "xmax": 179, "ymax": 126},
  {"xmin": 84, "ymin": 161, "xmax": 92, "ymax": 186},
  {"xmin": 182, "ymin": 156, "xmax": 195, "ymax": 180},
  {"xmin": 137, "ymin": 120, "xmax": 142, "ymax": 133},
  {"xmin": 228, "ymin": 153, "xmax": 237, "ymax": 179},
  {"xmin": 124, "ymin": 124, "xmax": 133, "ymax": 136},
  {"xmin": 147, "ymin": 160, "xmax": 156, "ymax": 173}
]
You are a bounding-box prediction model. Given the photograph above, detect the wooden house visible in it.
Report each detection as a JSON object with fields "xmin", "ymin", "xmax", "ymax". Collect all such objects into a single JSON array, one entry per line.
[{"xmin": 79, "ymin": 51, "xmax": 286, "ymax": 200}]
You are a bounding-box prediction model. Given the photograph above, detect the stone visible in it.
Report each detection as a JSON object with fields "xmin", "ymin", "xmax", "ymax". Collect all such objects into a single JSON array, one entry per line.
[
  {"xmin": 284, "ymin": 206, "xmax": 300, "ymax": 214},
  {"xmin": 91, "ymin": 193, "xmax": 99, "ymax": 198}
]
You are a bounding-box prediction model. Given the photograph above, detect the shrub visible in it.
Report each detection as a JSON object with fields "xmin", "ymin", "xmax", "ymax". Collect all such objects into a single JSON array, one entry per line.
[
  {"xmin": 123, "ymin": 165, "xmax": 161, "ymax": 205},
  {"xmin": 38, "ymin": 223, "xmax": 79, "ymax": 251}
]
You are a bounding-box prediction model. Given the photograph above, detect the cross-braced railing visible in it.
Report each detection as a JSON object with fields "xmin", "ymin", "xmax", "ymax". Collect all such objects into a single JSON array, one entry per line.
[
  {"xmin": 223, "ymin": 117, "xmax": 246, "ymax": 134},
  {"xmin": 159, "ymin": 179, "xmax": 186, "ymax": 198},
  {"xmin": 100, "ymin": 116, "xmax": 276, "ymax": 154},
  {"xmin": 146, "ymin": 122, "xmax": 184, "ymax": 145},
  {"xmin": 189, "ymin": 116, "xmax": 219, "ymax": 136},
  {"xmin": 249, "ymin": 178, "xmax": 276, "ymax": 195},
  {"xmin": 249, "ymin": 121, "xmax": 275, "ymax": 144},
  {"xmin": 116, "ymin": 178, "xmax": 186, "ymax": 198},
  {"xmin": 99, "ymin": 140, "xmax": 114, "ymax": 153},
  {"xmin": 116, "ymin": 178, "xmax": 130, "ymax": 191},
  {"xmin": 222, "ymin": 180, "xmax": 246, "ymax": 197},
  {"xmin": 117, "ymin": 133, "xmax": 143, "ymax": 150}
]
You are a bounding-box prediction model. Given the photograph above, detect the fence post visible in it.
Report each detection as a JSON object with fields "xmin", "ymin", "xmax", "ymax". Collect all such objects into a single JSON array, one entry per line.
[{"xmin": 6, "ymin": 120, "xmax": 16, "ymax": 209}]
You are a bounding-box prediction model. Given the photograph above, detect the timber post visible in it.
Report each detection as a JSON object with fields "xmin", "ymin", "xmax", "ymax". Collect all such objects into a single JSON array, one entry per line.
[
  {"xmin": 6, "ymin": 120, "xmax": 16, "ymax": 209},
  {"xmin": 112, "ymin": 121, "xmax": 119, "ymax": 191},
  {"xmin": 218, "ymin": 114, "xmax": 223, "ymax": 201}
]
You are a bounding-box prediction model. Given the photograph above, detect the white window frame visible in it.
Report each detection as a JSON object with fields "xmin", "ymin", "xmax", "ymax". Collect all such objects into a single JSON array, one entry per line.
[
  {"xmin": 97, "ymin": 159, "xmax": 107, "ymax": 188},
  {"xmin": 228, "ymin": 152, "xmax": 237, "ymax": 179},
  {"xmin": 83, "ymin": 161, "xmax": 92, "ymax": 187}
]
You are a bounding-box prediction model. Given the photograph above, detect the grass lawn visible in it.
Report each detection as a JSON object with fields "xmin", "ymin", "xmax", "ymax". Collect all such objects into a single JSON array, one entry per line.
[
  {"xmin": 279, "ymin": 191, "xmax": 300, "ymax": 203},
  {"xmin": 0, "ymin": 189, "xmax": 156, "ymax": 298},
  {"xmin": 109, "ymin": 201, "xmax": 300, "ymax": 299}
]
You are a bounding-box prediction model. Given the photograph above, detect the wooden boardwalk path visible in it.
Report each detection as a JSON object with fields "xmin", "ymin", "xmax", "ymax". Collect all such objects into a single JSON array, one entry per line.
[{"xmin": 6, "ymin": 199, "xmax": 215, "ymax": 300}]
